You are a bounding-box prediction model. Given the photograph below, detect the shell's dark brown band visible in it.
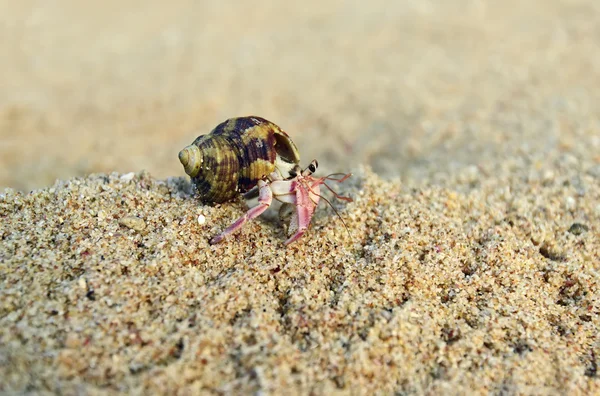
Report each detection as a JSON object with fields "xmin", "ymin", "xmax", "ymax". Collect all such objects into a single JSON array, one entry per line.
[
  {"xmin": 188, "ymin": 118, "xmax": 269, "ymax": 202},
  {"xmin": 238, "ymin": 136, "xmax": 276, "ymax": 169},
  {"xmin": 233, "ymin": 116, "xmax": 264, "ymax": 131},
  {"xmin": 191, "ymin": 134, "xmax": 239, "ymax": 202},
  {"xmin": 217, "ymin": 118, "xmax": 278, "ymax": 185},
  {"xmin": 212, "ymin": 116, "xmax": 266, "ymax": 137},
  {"xmin": 193, "ymin": 176, "xmax": 212, "ymax": 200}
]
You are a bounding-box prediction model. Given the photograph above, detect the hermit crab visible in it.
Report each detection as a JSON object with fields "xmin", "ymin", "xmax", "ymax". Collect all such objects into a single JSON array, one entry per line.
[{"xmin": 179, "ymin": 116, "xmax": 352, "ymax": 245}]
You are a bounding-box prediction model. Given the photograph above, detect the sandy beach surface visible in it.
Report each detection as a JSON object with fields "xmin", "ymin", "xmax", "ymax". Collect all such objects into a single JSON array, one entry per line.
[{"xmin": 1, "ymin": 0, "xmax": 599, "ymax": 394}]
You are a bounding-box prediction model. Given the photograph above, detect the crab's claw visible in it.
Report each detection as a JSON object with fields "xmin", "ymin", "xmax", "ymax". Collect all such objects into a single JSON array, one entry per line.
[
  {"xmin": 270, "ymin": 177, "xmax": 320, "ymax": 245},
  {"xmin": 283, "ymin": 180, "xmax": 320, "ymax": 245}
]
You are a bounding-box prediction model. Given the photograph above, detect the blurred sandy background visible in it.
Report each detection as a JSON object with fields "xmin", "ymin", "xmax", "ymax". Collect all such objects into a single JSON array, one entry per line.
[{"xmin": 2, "ymin": 0, "xmax": 598, "ymax": 191}]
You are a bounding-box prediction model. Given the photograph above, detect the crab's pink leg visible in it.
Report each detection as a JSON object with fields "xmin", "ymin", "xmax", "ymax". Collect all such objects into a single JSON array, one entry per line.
[
  {"xmin": 210, "ymin": 179, "xmax": 273, "ymax": 244},
  {"xmin": 284, "ymin": 183, "xmax": 320, "ymax": 245}
]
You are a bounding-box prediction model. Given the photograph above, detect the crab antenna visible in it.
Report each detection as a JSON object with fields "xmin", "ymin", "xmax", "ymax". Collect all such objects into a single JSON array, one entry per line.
[
  {"xmin": 305, "ymin": 180, "xmax": 352, "ymax": 237},
  {"xmin": 316, "ymin": 193, "xmax": 351, "ymax": 237},
  {"xmin": 322, "ymin": 181, "xmax": 353, "ymax": 202},
  {"xmin": 324, "ymin": 172, "xmax": 352, "ymax": 182}
]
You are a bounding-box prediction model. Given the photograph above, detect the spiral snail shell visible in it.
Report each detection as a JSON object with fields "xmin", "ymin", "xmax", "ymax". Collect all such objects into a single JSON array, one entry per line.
[{"xmin": 178, "ymin": 116, "xmax": 301, "ymax": 203}]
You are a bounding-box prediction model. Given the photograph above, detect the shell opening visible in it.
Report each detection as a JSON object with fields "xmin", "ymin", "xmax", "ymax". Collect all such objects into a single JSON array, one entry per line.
[
  {"xmin": 274, "ymin": 133, "xmax": 300, "ymax": 164},
  {"xmin": 178, "ymin": 145, "xmax": 203, "ymax": 177}
]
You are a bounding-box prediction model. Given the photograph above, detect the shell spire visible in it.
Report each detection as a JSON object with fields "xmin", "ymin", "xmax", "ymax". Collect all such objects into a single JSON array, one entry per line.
[{"xmin": 178, "ymin": 144, "xmax": 203, "ymax": 177}]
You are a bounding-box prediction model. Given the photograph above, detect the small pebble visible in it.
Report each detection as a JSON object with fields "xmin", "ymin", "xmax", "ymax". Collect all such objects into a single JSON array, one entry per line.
[
  {"xmin": 119, "ymin": 216, "xmax": 146, "ymax": 232},
  {"xmin": 97, "ymin": 210, "xmax": 107, "ymax": 220},
  {"xmin": 564, "ymin": 196, "xmax": 576, "ymax": 210},
  {"xmin": 568, "ymin": 223, "xmax": 588, "ymax": 236},
  {"xmin": 120, "ymin": 172, "xmax": 136, "ymax": 182},
  {"xmin": 78, "ymin": 278, "xmax": 87, "ymax": 290},
  {"xmin": 197, "ymin": 214, "xmax": 206, "ymax": 225}
]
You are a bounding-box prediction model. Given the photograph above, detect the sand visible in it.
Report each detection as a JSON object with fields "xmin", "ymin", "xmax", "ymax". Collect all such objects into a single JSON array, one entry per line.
[{"xmin": 1, "ymin": 0, "xmax": 600, "ymax": 394}]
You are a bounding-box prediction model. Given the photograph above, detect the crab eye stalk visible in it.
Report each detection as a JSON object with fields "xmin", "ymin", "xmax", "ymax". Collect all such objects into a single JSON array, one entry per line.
[{"xmin": 302, "ymin": 159, "xmax": 318, "ymax": 176}]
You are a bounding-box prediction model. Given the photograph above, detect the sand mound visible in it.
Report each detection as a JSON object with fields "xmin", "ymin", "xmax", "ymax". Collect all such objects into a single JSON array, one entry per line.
[{"xmin": 1, "ymin": 161, "xmax": 598, "ymax": 393}]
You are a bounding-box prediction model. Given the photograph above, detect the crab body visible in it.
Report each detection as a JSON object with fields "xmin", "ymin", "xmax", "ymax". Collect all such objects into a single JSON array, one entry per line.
[
  {"xmin": 270, "ymin": 172, "xmax": 324, "ymax": 245},
  {"xmin": 178, "ymin": 116, "xmax": 300, "ymax": 203},
  {"xmin": 209, "ymin": 161, "xmax": 352, "ymax": 245}
]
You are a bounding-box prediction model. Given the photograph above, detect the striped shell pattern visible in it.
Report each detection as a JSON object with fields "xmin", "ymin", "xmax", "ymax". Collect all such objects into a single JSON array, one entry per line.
[{"xmin": 178, "ymin": 116, "xmax": 301, "ymax": 203}]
